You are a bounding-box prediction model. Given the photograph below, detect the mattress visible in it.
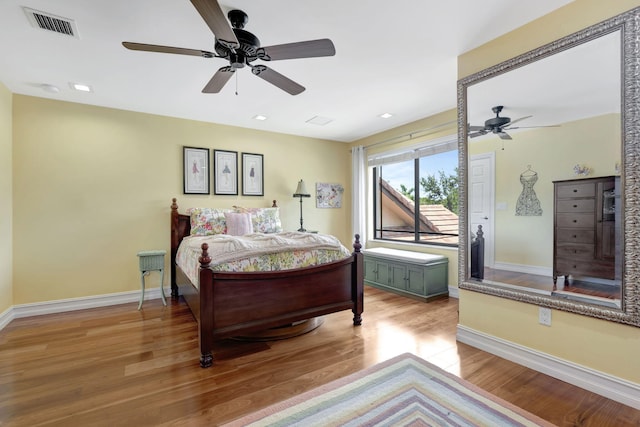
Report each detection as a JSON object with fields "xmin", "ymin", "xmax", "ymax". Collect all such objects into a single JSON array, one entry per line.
[{"xmin": 176, "ymin": 232, "xmax": 352, "ymax": 287}]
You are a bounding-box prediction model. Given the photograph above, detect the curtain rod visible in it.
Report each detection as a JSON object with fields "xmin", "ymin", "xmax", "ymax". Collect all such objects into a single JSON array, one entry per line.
[{"xmin": 358, "ymin": 120, "xmax": 457, "ymax": 151}]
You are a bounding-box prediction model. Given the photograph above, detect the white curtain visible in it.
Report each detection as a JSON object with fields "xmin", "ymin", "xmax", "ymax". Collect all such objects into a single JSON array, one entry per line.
[{"xmin": 351, "ymin": 145, "xmax": 367, "ymax": 249}]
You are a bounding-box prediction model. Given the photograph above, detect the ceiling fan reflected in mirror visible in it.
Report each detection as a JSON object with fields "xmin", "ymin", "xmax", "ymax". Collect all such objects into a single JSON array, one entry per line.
[
  {"xmin": 468, "ymin": 105, "xmax": 532, "ymax": 140},
  {"xmin": 122, "ymin": 0, "xmax": 336, "ymax": 95},
  {"xmin": 468, "ymin": 105, "xmax": 560, "ymax": 141}
]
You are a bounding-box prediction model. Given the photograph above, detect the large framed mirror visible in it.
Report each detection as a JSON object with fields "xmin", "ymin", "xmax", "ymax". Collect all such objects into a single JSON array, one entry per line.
[{"xmin": 457, "ymin": 7, "xmax": 640, "ymax": 327}]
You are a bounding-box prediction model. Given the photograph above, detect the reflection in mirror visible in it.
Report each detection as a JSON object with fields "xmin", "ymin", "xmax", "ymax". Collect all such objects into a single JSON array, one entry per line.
[
  {"xmin": 458, "ymin": 7, "xmax": 640, "ymax": 327},
  {"xmin": 468, "ymin": 31, "xmax": 621, "ymax": 308}
]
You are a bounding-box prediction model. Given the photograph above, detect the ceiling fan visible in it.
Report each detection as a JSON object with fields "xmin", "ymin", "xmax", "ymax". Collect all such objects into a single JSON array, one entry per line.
[
  {"xmin": 122, "ymin": 0, "xmax": 336, "ymax": 95},
  {"xmin": 467, "ymin": 106, "xmax": 533, "ymax": 140}
]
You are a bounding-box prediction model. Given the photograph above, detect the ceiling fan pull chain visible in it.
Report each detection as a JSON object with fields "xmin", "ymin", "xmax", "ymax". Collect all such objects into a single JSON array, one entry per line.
[{"xmin": 235, "ymin": 70, "xmax": 239, "ymax": 96}]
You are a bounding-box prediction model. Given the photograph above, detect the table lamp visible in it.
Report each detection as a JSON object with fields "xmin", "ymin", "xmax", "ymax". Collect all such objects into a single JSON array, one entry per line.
[{"xmin": 293, "ymin": 179, "xmax": 311, "ymax": 232}]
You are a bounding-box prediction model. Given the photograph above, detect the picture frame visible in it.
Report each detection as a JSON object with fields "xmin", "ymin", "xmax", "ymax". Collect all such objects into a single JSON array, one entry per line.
[
  {"xmin": 316, "ymin": 182, "xmax": 344, "ymax": 208},
  {"xmin": 183, "ymin": 146, "xmax": 210, "ymax": 194},
  {"xmin": 213, "ymin": 149, "xmax": 238, "ymax": 195},
  {"xmin": 242, "ymin": 153, "xmax": 264, "ymax": 196}
]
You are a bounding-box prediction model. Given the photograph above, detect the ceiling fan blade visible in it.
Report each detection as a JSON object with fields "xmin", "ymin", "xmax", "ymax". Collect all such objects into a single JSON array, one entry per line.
[
  {"xmin": 202, "ymin": 66, "xmax": 234, "ymax": 93},
  {"xmin": 122, "ymin": 42, "xmax": 215, "ymax": 58},
  {"xmin": 259, "ymin": 39, "xmax": 336, "ymax": 61},
  {"xmin": 506, "ymin": 125, "xmax": 561, "ymax": 130},
  {"xmin": 505, "ymin": 115, "xmax": 533, "ymax": 127},
  {"xmin": 498, "ymin": 131, "xmax": 512, "ymax": 140},
  {"xmin": 190, "ymin": 0, "xmax": 239, "ymax": 49},
  {"xmin": 468, "ymin": 124, "xmax": 486, "ymax": 131},
  {"xmin": 468, "ymin": 130, "xmax": 487, "ymax": 138},
  {"xmin": 251, "ymin": 65, "xmax": 305, "ymax": 95}
]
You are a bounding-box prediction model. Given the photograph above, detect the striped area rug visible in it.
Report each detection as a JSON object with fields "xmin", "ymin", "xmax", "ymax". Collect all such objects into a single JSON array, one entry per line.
[{"xmin": 223, "ymin": 353, "xmax": 555, "ymax": 427}]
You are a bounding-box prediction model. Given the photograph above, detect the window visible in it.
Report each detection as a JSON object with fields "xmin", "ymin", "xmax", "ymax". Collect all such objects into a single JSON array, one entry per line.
[{"xmin": 370, "ymin": 137, "xmax": 459, "ymax": 246}]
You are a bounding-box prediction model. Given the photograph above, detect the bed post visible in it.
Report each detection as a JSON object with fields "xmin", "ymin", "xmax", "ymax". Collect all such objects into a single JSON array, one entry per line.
[
  {"xmin": 198, "ymin": 243, "xmax": 214, "ymax": 368},
  {"xmin": 351, "ymin": 234, "xmax": 364, "ymax": 326},
  {"xmin": 170, "ymin": 198, "xmax": 180, "ymax": 298}
]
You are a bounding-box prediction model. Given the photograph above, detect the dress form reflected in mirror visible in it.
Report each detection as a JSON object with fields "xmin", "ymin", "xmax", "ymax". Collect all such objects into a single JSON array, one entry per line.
[{"xmin": 516, "ymin": 165, "xmax": 543, "ymax": 216}]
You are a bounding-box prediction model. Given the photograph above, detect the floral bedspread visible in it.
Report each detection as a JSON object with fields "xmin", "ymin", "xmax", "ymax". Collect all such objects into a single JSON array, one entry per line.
[{"xmin": 176, "ymin": 232, "xmax": 352, "ymax": 287}]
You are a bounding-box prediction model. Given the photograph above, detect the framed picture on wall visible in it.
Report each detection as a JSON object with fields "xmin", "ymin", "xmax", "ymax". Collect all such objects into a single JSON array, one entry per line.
[
  {"xmin": 183, "ymin": 146, "xmax": 210, "ymax": 194},
  {"xmin": 213, "ymin": 149, "xmax": 238, "ymax": 195},
  {"xmin": 242, "ymin": 153, "xmax": 264, "ymax": 196}
]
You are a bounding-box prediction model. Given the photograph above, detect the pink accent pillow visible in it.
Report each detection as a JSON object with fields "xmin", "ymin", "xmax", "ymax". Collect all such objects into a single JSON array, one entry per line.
[{"xmin": 224, "ymin": 212, "xmax": 253, "ymax": 236}]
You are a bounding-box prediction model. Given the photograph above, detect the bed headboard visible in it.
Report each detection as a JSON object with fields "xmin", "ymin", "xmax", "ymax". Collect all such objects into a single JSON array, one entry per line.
[{"xmin": 170, "ymin": 198, "xmax": 190, "ymax": 253}]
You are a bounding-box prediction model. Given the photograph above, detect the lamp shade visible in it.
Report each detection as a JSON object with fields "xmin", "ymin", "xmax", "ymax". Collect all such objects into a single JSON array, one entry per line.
[{"xmin": 293, "ymin": 179, "xmax": 311, "ymax": 197}]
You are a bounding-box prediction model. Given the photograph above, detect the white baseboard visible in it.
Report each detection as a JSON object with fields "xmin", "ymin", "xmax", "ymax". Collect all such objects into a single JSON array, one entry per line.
[
  {"xmin": 0, "ymin": 287, "xmax": 170, "ymax": 330},
  {"xmin": 0, "ymin": 306, "xmax": 14, "ymax": 330},
  {"xmin": 457, "ymin": 324, "xmax": 640, "ymax": 410},
  {"xmin": 448, "ymin": 286, "xmax": 459, "ymax": 299},
  {"xmin": 493, "ymin": 262, "xmax": 551, "ymax": 277}
]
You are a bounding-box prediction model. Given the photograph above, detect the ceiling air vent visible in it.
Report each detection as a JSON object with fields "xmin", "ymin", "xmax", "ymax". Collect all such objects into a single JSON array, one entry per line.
[{"xmin": 23, "ymin": 7, "xmax": 79, "ymax": 38}]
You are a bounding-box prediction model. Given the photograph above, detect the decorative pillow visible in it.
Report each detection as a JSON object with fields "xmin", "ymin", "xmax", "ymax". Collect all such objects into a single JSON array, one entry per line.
[
  {"xmin": 188, "ymin": 207, "xmax": 233, "ymax": 235},
  {"xmin": 224, "ymin": 212, "xmax": 254, "ymax": 236},
  {"xmin": 234, "ymin": 206, "xmax": 283, "ymax": 233}
]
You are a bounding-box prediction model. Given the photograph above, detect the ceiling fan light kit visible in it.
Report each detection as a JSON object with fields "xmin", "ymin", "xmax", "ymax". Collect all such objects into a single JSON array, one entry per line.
[{"xmin": 122, "ymin": 0, "xmax": 335, "ymax": 95}]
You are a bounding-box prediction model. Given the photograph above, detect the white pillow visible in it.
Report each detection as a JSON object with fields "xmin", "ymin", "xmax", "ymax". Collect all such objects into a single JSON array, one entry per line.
[{"xmin": 224, "ymin": 212, "xmax": 254, "ymax": 236}]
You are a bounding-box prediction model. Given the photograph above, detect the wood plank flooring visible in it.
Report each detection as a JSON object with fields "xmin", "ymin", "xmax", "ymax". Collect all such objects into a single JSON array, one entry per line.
[
  {"xmin": 1, "ymin": 286, "xmax": 638, "ymax": 426},
  {"xmin": 482, "ymin": 267, "xmax": 621, "ymax": 300}
]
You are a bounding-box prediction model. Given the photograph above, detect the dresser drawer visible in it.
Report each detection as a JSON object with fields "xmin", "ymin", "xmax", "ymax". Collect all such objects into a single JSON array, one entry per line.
[
  {"xmin": 556, "ymin": 199, "xmax": 595, "ymax": 213},
  {"xmin": 556, "ymin": 213, "xmax": 594, "ymax": 228},
  {"xmin": 556, "ymin": 228, "xmax": 595, "ymax": 244},
  {"xmin": 556, "ymin": 182, "xmax": 596, "ymax": 198},
  {"xmin": 556, "ymin": 243, "xmax": 594, "ymax": 260}
]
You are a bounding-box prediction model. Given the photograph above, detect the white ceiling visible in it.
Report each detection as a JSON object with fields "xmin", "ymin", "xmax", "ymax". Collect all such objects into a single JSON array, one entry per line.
[
  {"xmin": 0, "ymin": 0, "xmax": 574, "ymax": 142},
  {"xmin": 467, "ymin": 30, "xmax": 620, "ymax": 136}
]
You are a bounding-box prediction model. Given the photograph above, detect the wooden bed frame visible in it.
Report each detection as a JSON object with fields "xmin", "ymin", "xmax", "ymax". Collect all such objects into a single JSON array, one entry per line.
[
  {"xmin": 170, "ymin": 198, "xmax": 364, "ymax": 368},
  {"xmin": 471, "ymin": 224, "xmax": 485, "ymax": 280}
]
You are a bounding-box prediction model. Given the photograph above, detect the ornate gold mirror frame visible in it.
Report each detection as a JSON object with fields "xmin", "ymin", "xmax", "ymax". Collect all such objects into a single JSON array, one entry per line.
[{"xmin": 457, "ymin": 7, "xmax": 640, "ymax": 327}]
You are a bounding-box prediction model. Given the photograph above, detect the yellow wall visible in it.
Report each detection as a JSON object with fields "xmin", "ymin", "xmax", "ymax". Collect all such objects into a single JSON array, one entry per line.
[
  {"xmin": 459, "ymin": 0, "xmax": 640, "ymax": 383},
  {"xmin": 470, "ymin": 114, "xmax": 620, "ymax": 268},
  {"xmin": 12, "ymin": 95, "xmax": 351, "ymax": 304},
  {"xmin": 0, "ymin": 83, "xmax": 12, "ymax": 314}
]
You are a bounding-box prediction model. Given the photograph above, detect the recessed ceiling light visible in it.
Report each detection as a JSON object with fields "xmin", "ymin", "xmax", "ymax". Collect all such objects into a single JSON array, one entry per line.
[
  {"xmin": 69, "ymin": 83, "xmax": 92, "ymax": 92},
  {"xmin": 379, "ymin": 112, "xmax": 394, "ymax": 119},
  {"xmin": 253, "ymin": 114, "xmax": 268, "ymax": 121},
  {"xmin": 306, "ymin": 115, "xmax": 333, "ymax": 126}
]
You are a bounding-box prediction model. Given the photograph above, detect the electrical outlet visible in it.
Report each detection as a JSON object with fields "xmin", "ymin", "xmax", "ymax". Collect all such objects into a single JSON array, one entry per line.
[{"xmin": 539, "ymin": 307, "xmax": 552, "ymax": 326}]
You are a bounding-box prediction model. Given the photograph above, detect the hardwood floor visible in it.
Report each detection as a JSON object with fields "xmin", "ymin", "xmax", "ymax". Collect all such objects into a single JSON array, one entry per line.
[
  {"xmin": 482, "ymin": 267, "xmax": 621, "ymax": 300},
  {"xmin": 1, "ymin": 286, "xmax": 638, "ymax": 426}
]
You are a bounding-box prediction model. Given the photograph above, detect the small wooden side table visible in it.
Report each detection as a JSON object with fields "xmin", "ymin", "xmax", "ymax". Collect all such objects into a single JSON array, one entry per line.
[{"xmin": 137, "ymin": 250, "xmax": 167, "ymax": 310}]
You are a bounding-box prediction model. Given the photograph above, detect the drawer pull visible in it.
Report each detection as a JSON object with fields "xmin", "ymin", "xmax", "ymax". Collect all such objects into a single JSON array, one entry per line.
[
  {"xmin": 573, "ymin": 204, "xmax": 578, "ymax": 208},
  {"xmin": 573, "ymin": 235, "xmax": 577, "ymax": 238},
  {"xmin": 573, "ymin": 189, "xmax": 578, "ymax": 193},
  {"xmin": 573, "ymin": 219, "xmax": 577, "ymax": 223}
]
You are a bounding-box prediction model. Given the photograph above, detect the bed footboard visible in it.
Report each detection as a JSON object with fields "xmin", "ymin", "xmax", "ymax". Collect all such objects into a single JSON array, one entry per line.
[{"xmin": 197, "ymin": 235, "xmax": 364, "ymax": 368}]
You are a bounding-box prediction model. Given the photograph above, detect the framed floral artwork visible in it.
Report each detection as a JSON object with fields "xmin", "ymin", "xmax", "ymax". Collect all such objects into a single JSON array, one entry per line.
[
  {"xmin": 214, "ymin": 150, "xmax": 238, "ymax": 195},
  {"xmin": 183, "ymin": 146, "xmax": 210, "ymax": 194},
  {"xmin": 316, "ymin": 182, "xmax": 344, "ymax": 208},
  {"xmin": 242, "ymin": 153, "xmax": 264, "ymax": 196}
]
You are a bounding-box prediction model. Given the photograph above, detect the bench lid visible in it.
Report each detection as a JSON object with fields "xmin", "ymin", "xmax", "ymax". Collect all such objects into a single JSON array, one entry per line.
[{"xmin": 363, "ymin": 247, "xmax": 447, "ymax": 264}]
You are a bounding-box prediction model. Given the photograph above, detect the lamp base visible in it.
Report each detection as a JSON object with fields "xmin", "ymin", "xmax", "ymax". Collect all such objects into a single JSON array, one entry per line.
[{"xmin": 297, "ymin": 227, "xmax": 306, "ymax": 232}]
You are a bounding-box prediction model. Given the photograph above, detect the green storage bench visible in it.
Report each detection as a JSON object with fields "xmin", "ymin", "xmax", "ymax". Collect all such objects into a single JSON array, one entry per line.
[{"xmin": 363, "ymin": 247, "xmax": 449, "ymax": 301}]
